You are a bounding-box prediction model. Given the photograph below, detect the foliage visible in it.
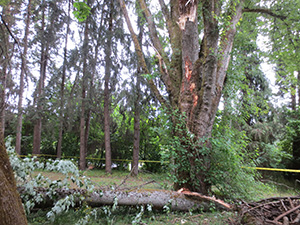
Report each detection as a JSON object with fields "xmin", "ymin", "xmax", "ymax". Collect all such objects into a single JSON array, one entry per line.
[
  {"xmin": 210, "ymin": 123, "xmax": 263, "ymax": 200},
  {"xmin": 5, "ymin": 137, "xmax": 98, "ymax": 223},
  {"xmin": 73, "ymin": 0, "xmax": 91, "ymax": 22},
  {"xmin": 277, "ymin": 108, "xmax": 300, "ymax": 169},
  {"xmin": 158, "ymin": 108, "xmax": 263, "ymax": 200}
]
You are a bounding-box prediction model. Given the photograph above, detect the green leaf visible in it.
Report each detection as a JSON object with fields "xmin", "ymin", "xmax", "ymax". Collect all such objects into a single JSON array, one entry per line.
[{"xmin": 73, "ymin": 0, "xmax": 91, "ymax": 22}]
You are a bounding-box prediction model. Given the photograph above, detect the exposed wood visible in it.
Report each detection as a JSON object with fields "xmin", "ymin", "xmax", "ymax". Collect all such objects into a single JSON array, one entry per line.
[{"xmin": 177, "ymin": 188, "xmax": 232, "ymax": 210}]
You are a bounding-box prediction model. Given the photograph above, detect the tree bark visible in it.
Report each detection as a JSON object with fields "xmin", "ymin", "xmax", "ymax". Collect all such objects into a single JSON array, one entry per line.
[
  {"xmin": 131, "ymin": 14, "xmax": 143, "ymax": 177},
  {"xmin": 0, "ymin": 122, "xmax": 28, "ymax": 225},
  {"xmin": 0, "ymin": 7, "xmax": 12, "ymax": 135},
  {"xmin": 104, "ymin": 1, "xmax": 113, "ymax": 174},
  {"xmin": 132, "ymin": 73, "xmax": 141, "ymax": 176},
  {"xmin": 56, "ymin": 0, "xmax": 71, "ymax": 159},
  {"xmin": 79, "ymin": 18, "xmax": 90, "ymax": 170}
]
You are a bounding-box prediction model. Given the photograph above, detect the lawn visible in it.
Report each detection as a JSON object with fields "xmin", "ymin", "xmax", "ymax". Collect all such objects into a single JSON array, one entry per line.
[{"xmin": 27, "ymin": 169, "xmax": 299, "ymax": 225}]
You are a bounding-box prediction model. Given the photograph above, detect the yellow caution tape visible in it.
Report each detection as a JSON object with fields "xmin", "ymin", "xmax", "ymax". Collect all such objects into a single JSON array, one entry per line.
[
  {"xmin": 18, "ymin": 154, "xmax": 163, "ymax": 163},
  {"xmin": 246, "ymin": 167, "xmax": 300, "ymax": 173},
  {"xmin": 17, "ymin": 154, "xmax": 300, "ymax": 172}
]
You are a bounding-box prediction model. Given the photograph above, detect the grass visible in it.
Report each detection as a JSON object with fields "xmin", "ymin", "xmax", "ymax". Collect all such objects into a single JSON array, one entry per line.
[
  {"xmin": 32, "ymin": 169, "xmax": 172, "ymax": 190},
  {"xmin": 28, "ymin": 208, "xmax": 237, "ymax": 225},
  {"xmin": 27, "ymin": 169, "xmax": 300, "ymax": 225}
]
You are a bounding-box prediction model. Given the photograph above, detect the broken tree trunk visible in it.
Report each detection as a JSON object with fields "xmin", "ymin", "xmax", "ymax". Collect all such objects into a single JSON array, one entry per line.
[{"xmin": 17, "ymin": 187, "xmax": 231, "ymax": 212}]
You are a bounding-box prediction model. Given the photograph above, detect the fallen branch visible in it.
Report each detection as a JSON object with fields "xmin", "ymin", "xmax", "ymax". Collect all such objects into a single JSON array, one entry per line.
[
  {"xmin": 177, "ymin": 188, "xmax": 232, "ymax": 210},
  {"xmin": 239, "ymin": 196, "xmax": 300, "ymax": 224},
  {"xmin": 17, "ymin": 186, "xmax": 232, "ymax": 212},
  {"xmin": 274, "ymin": 204, "xmax": 300, "ymax": 222}
]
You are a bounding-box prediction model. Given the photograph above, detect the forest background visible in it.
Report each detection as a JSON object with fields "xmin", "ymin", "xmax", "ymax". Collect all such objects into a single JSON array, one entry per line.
[{"xmin": 0, "ymin": 0, "xmax": 300, "ymax": 217}]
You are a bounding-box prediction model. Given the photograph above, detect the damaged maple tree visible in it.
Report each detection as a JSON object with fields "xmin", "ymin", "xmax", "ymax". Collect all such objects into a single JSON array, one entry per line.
[{"xmin": 119, "ymin": 0, "xmax": 244, "ymax": 195}]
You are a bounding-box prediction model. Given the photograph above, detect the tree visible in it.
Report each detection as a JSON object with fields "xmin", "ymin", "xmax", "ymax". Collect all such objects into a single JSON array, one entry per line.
[
  {"xmin": 15, "ymin": 0, "xmax": 32, "ymax": 155},
  {"xmin": 0, "ymin": 2, "xmax": 15, "ymax": 135},
  {"xmin": 56, "ymin": 0, "xmax": 71, "ymax": 159},
  {"xmin": 103, "ymin": 0, "xmax": 114, "ymax": 174},
  {"xmin": 264, "ymin": 0, "xmax": 300, "ymax": 168},
  {"xmin": 0, "ymin": 121, "xmax": 27, "ymax": 224},
  {"xmin": 120, "ymin": 0, "xmax": 244, "ymax": 194},
  {"xmin": 132, "ymin": 8, "xmax": 144, "ymax": 176},
  {"xmin": 79, "ymin": 14, "xmax": 90, "ymax": 170}
]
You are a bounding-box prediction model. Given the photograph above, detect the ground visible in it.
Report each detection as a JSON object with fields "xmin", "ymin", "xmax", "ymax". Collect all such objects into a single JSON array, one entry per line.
[{"xmin": 26, "ymin": 169, "xmax": 299, "ymax": 224}]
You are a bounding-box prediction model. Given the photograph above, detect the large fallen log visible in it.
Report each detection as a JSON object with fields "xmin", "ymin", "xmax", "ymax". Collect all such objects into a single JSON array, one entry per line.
[{"xmin": 17, "ymin": 187, "xmax": 232, "ymax": 212}]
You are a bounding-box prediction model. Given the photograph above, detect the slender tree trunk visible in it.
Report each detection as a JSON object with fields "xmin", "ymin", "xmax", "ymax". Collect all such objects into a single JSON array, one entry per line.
[
  {"xmin": 0, "ymin": 47, "xmax": 7, "ymax": 135},
  {"xmin": 57, "ymin": 0, "xmax": 71, "ymax": 159},
  {"xmin": 0, "ymin": 122, "xmax": 28, "ymax": 225},
  {"xmin": 132, "ymin": 72, "xmax": 141, "ymax": 176},
  {"xmin": 16, "ymin": 0, "xmax": 32, "ymax": 155},
  {"xmin": 0, "ymin": 8, "xmax": 11, "ymax": 135},
  {"xmin": 104, "ymin": 2, "xmax": 113, "ymax": 174},
  {"xmin": 32, "ymin": 1, "xmax": 49, "ymax": 155},
  {"xmin": 292, "ymin": 71, "xmax": 300, "ymax": 164},
  {"xmin": 291, "ymin": 84, "xmax": 296, "ymax": 110},
  {"xmin": 298, "ymin": 71, "xmax": 300, "ymax": 107},
  {"xmin": 79, "ymin": 18, "xmax": 89, "ymax": 170},
  {"xmin": 132, "ymin": 17, "xmax": 143, "ymax": 176}
]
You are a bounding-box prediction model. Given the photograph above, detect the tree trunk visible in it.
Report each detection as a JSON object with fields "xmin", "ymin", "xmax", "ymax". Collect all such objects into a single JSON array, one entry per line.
[
  {"xmin": 0, "ymin": 7, "xmax": 12, "ymax": 135},
  {"xmin": 104, "ymin": 2, "xmax": 113, "ymax": 174},
  {"xmin": 132, "ymin": 15, "xmax": 143, "ymax": 177},
  {"xmin": 16, "ymin": 0, "xmax": 32, "ymax": 155},
  {"xmin": 79, "ymin": 18, "xmax": 90, "ymax": 170},
  {"xmin": 17, "ymin": 187, "xmax": 231, "ymax": 212},
  {"xmin": 0, "ymin": 122, "xmax": 28, "ymax": 225},
  {"xmin": 298, "ymin": 71, "xmax": 300, "ymax": 107},
  {"xmin": 57, "ymin": 0, "xmax": 71, "ymax": 159},
  {"xmin": 32, "ymin": 1, "xmax": 50, "ymax": 155},
  {"xmin": 132, "ymin": 73, "xmax": 141, "ymax": 176}
]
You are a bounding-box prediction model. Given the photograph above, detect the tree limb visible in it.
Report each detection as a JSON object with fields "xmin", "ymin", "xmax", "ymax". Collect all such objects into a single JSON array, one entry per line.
[
  {"xmin": 138, "ymin": 0, "xmax": 173, "ymax": 97},
  {"xmin": 118, "ymin": 0, "xmax": 169, "ymax": 107},
  {"xmin": 18, "ymin": 187, "xmax": 232, "ymax": 212},
  {"xmin": 242, "ymin": 8, "xmax": 287, "ymax": 20}
]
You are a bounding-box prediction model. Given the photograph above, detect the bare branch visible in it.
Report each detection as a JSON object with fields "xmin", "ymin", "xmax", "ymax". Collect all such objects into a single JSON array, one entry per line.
[
  {"xmin": 158, "ymin": 0, "xmax": 170, "ymax": 21},
  {"xmin": 0, "ymin": 15, "xmax": 21, "ymax": 47},
  {"xmin": 138, "ymin": 0, "xmax": 169, "ymax": 64},
  {"xmin": 119, "ymin": 0, "xmax": 169, "ymax": 107},
  {"xmin": 242, "ymin": 8, "xmax": 287, "ymax": 20},
  {"xmin": 138, "ymin": 0, "xmax": 174, "ymax": 96}
]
